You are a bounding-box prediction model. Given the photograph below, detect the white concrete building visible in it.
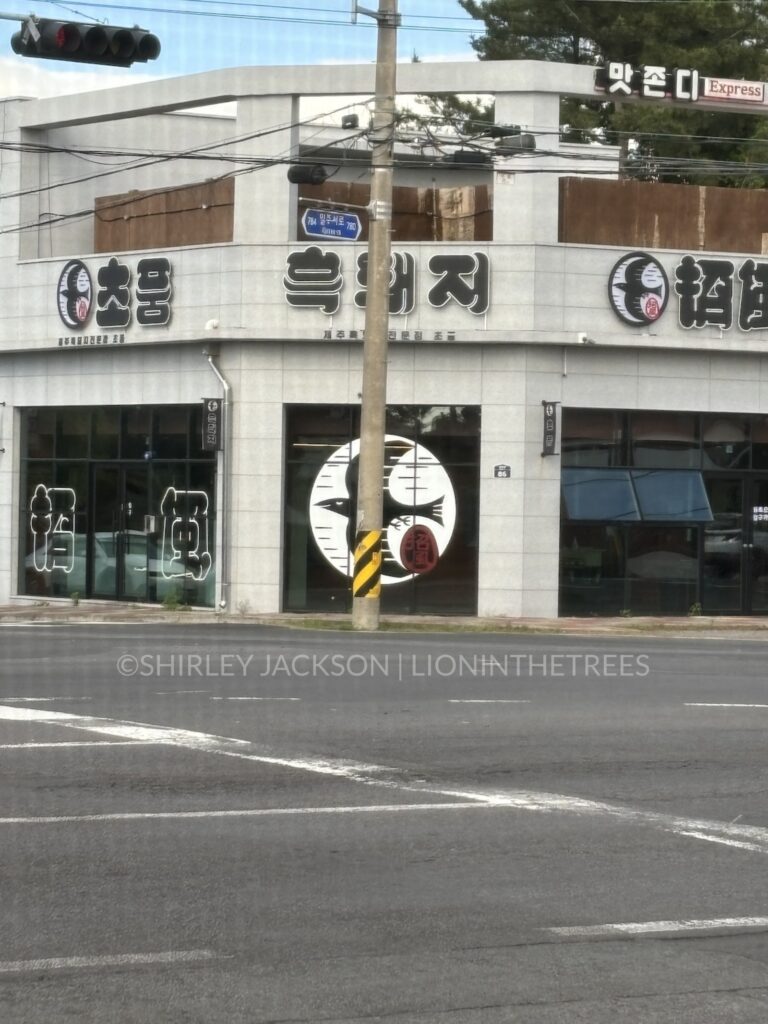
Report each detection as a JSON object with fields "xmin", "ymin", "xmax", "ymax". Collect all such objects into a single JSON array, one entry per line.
[{"xmin": 3, "ymin": 59, "xmax": 768, "ymax": 616}]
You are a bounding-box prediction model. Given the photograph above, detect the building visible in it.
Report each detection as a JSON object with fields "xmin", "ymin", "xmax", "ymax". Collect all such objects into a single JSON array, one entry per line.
[{"xmin": 2, "ymin": 59, "xmax": 768, "ymax": 617}]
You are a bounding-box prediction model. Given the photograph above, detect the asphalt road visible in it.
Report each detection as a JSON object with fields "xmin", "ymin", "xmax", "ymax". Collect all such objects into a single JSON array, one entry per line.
[{"xmin": 2, "ymin": 624, "xmax": 768, "ymax": 1022}]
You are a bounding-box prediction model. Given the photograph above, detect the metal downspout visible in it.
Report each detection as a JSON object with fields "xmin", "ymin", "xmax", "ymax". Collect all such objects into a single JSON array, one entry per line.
[{"xmin": 204, "ymin": 350, "xmax": 231, "ymax": 608}]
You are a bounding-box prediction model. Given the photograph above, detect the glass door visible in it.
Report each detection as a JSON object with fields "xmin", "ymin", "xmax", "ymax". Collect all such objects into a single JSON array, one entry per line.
[
  {"xmin": 747, "ymin": 479, "xmax": 768, "ymax": 614},
  {"xmin": 90, "ymin": 465, "xmax": 150, "ymax": 600},
  {"xmin": 702, "ymin": 477, "xmax": 745, "ymax": 613}
]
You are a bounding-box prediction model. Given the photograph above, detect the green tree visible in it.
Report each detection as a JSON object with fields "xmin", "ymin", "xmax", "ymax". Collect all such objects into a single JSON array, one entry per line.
[{"xmin": 452, "ymin": 0, "xmax": 768, "ymax": 184}]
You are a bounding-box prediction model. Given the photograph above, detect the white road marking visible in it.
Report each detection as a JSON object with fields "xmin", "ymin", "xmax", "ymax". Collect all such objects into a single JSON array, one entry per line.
[
  {"xmin": 0, "ymin": 697, "xmax": 91, "ymax": 703},
  {"xmin": 154, "ymin": 690, "xmax": 210, "ymax": 696},
  {"xmin": 686, "ymin": 702, "xmax": 768, "ymax": 709},
  {"xmin": 3, "ymin": 703, "xmax": 768, "ymax": 856},
  {"xmin": 549, "ymin": 917, "xmax": 768, "ymax": 938},
  {"xmin": 210, "ymin": 697, "xmax": 301, "ymax": 702},
  {"xmin": 0, "ymin": 950, "xmax": 228, "ymax": 973},
  {"xmin": 448, "ymin": 699, "xmax": 530, "ymax": 704},
  {"xmin": 0, "ymin": 741, "xmax": 157, "ymax": 750},
  {"xmin": 0, "ymin": 802, "xmax": 488, "ymax": 825}
]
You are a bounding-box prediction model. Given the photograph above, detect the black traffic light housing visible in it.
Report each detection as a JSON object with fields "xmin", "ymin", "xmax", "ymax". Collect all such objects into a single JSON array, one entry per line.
[
  {"xmin": 287, "ymin": 165, "xmax": 329, "ymax": 185},
  {"xmin": 10, "ymin": 18, "xmax": 160, "ymax": 67}
]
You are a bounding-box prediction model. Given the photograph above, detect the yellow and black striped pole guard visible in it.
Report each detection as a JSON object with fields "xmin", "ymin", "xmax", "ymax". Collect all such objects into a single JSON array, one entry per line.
[{"xmin": 353, "ymin": 530, "xmax": 382, "ymax": 598}]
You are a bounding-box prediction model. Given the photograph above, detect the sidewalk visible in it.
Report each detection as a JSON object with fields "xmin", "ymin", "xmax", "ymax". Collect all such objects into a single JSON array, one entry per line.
[{"xmin": 3, "ymin": 598, "xmax": 768, "ymax": 638}]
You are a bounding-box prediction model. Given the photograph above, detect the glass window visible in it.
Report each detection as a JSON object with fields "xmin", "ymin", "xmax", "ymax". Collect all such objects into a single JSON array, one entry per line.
[
  {"xmin": 154, "ymin": 407, "xmax": 189, "ymax": 459},
  {"xmin": 122, "ymin": 407, "xmax": 152, "ymax": 460},
  {"xmin": 559, "ymin": 524, "xmax": 625, "ymax": 616},
  {"xmin": 56, "ymin": 409, "xmax": 90, "ymax": 459},
  {"xmin": 562, "ymin": 468, "xmax": 640, "ymax": 521},
  {"xmin": 630, "ymin": 412, "xmax": 699, "ymax": 468},
  {"xmin": 627, "ymin": 525, "xmax": 698, "ymax": 615},
  {"xmin": 702, "ymin": 415, "xmax": 749, "ymax": 470},
  {"xmin": 561, "ymin": 409, "xmax": 623, "ymax": 467},
  {"xmin": 283, "ymin": 405, "xmax": 480, "ymax": 614},
  {"xmin": 25, "ymin": 409, "xmax": 55, "ymax": 459},
  {"xmin": 752, "ymin": 417, "xmax": 768, "ymax": 470},
  {"xmin": 631, "ymin": 470, "xmax": 712, "ymax": 521},
  {"xmin": 91, "ymin": 408, "xmax": 120, "ymax": 459}
]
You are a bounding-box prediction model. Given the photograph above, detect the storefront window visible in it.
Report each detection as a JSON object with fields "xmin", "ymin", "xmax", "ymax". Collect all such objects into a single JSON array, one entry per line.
[
  {"xmin": 630, "ymin": 412, "xmax": 699, "ymax": 468},
  {"xmin": 627, "ymin": 526, "xmax": 698, "ymax": 614},
  {"xmin": 561, "ymin": 409, "xmax": 624, "ymax": 466},
  {"xmin": 283, "ymin": 405, "xmax": 480, "ymax": 614},
  {"xmin": 560, "ymin": 524, "xmax": 625, "ymax": 615},
  {"xmin": 702, "ymin": 415, "xmax": 749, "ymax": 470},
  {"xmin": 20, "ymin": 406, "xmax": 215, "ymax": 607}
]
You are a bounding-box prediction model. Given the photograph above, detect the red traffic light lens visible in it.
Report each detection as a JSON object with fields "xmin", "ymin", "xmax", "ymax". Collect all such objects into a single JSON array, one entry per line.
[{"xmin": 54, "ymin": 24, "xmax": 81, "ymax": 52}]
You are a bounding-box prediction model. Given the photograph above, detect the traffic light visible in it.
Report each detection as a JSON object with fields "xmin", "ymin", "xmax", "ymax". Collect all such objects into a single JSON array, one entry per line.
[
  {"xmin": 287, "ymin": 165, "xmax": 329, "ymax": 185},
  {"xmin": 10, "ymin": 18, "xmax": 161, "ymax": 67}
]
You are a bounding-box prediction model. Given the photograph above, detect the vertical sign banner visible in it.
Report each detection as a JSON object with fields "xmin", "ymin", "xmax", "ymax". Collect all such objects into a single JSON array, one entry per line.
[
  {"xmin": 542, "ymin": 401, "xmax": 558, "ymax": 457},
  {"xmin": 202, "ymin": 398, "xmax": 223, "ymax": 452}
]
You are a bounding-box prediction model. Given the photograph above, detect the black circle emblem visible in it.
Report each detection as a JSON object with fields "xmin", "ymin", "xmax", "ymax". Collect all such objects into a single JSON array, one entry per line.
[
  {"xmin": 608, "ymin": 251, "xmax": 669, "ymax": 326},
  {"xmin": 57, "ymin": 259, "xmax": 93, "ymax": 329}
]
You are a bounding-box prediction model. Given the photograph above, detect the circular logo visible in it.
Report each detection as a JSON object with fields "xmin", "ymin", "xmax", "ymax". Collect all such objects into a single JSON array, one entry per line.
[
  {"xmin": 608, "ymin": 251, "xmax": 669, "ymax": 326},
  {"xmin": 309, "ymin": 434, "xmax": 457, "ymax": 585},
  {"xmin": 57, "ymin": 260, "xmax": 93, "ymax": 329},
  {"xmin": 207, "ymin": 400, "xmax": 220, "ymax": 412}
]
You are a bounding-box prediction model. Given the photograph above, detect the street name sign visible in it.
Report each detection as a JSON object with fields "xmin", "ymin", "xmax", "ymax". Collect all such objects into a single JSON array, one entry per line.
[{"xmin": 302, "ymin": 208, "xmax": 362, "ymax": 241}]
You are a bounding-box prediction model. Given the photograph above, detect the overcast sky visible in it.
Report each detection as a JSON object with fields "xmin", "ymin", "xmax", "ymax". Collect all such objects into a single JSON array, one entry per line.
[{"xmin": 0, "ymin": 1, "xmax": 479, "ymax": 99}]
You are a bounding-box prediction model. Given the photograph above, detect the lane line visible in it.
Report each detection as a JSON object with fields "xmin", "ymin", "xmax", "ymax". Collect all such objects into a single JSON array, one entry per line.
[
  {"xmin": 549, "ymin": 917, "xmax": 768, "ymax": 938},
  {"xmin": 0, "ymin": 802, "xmax": 489, "ymax": 825},
  {"xmin": 0, "ymin": 741, "xmax": 157, "ymax": 750},
  {"xmin": 210, "ymin": 697, "xmax": 301, "ymax": 702},
  {"xmin": 686, "ymin": 702, "xmax": 768, "ymax": 709},
  {"xmin": 3, "ymin": 704, "xmax": 768, "ymax": 856},
  {"xmin": 0, "ymin": 697, "xmax": 92, "ymax": 703},
  {"xmin": 0, "ymin": 950, "xmax": 229, "ymax": 973},
  {"xmin": 448, "ymin": 699, "xmax": 530, "ymax": 704}
]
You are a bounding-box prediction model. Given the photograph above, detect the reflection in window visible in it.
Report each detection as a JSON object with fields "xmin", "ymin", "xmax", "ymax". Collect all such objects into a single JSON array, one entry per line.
[
  {"xmin": 632, "ymin": 471, "xmax": 712, "ymax": 521},
  {"xmin": 561, "ymin": 409, "xmax": 623, "ymax": 467},
  {"xmin": 559, "ymin": 524, "xmax": 625, "ymax": 615},
  {"xmin": 630, "ymin": 412, "xmax": 699, "ymax": 468},
  {"xmin": 562, "ymin": 469, "xmax": 640, "ymax": 521},
  {"xmin": 627, "ymin": 525, "xmax": 698, "ymax": 614},
  {"xmin": 702, "ymin": 415, "xmax": 749, "ymax": 470}
]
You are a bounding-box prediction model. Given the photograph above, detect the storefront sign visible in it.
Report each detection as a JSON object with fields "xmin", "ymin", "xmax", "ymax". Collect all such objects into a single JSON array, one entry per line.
[
  {"xmin": 542, "ymin": 402, "xmax": 558, "ymax": 457},
  {"xmin": 608, "ymin": 252, "xmax": 669, "ymax": 327},
  {"xmin": 595, "ymin": 62, "xmax": 766, "ymax": 106},
  {"xmin": 595, "ymin": 62, "xmax": 700, "ymax": 102},
  {"xmin": 608, "ymin": 251, "xmax": 768, "ymax": 334},
  {"xmin": 202, "ymin": 398, "xmax": 223, "ymax": 452},
  {"xmin": 55, "ymin": 255, "xmax": 173, "ymax": 333},
  {"xmin": 285, "ymin": 247, "xmax": 491, "ymax": 317}
]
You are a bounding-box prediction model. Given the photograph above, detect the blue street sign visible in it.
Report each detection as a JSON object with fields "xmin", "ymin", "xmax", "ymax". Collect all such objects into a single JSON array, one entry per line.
[{"xmin": 302, "ymin": 208, "xmax": 362, "ymax": 242}]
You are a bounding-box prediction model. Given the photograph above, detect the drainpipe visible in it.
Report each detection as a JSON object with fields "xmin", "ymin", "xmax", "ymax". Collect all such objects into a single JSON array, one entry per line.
[{"xmin": 203, "ymin": 347, "xmax": 231, "ymax": 609}]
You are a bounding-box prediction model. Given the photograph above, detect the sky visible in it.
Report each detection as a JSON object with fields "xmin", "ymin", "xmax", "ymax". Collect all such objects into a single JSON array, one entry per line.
[{"xmin": 0, "ymin": 0, "xmax": 481, "ymax": 99}]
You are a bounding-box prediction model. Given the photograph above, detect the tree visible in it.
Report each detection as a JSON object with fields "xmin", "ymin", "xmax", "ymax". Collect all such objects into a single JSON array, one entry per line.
[{"xmin": 452, "ymin": 0, "xmax": 768, "ymax": 184}]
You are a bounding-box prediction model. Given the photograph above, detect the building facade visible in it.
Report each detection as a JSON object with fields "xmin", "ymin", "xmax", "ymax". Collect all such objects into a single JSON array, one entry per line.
[{"xmin": 3, "ymin": 59, "xmax": 768, "ymax": 617}]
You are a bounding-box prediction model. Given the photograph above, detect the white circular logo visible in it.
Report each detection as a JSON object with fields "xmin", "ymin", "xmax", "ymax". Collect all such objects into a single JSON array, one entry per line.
[
  {"xmin": 57, "ymin": 260, "xmax": 93, "ymax": 329},
  {"xmin": 609, "ymin": 251, "xmax": 669, "ymax": 326},
  {"xmin": 309, "ymin": 434, "xmax": 457, "ymax": 584}
]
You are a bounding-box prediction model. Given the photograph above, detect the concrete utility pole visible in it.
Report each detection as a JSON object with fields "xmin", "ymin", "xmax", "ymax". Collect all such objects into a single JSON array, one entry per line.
[{"xmin": 351, "ymin": 0, "xmax": 399, "ymax": 631}]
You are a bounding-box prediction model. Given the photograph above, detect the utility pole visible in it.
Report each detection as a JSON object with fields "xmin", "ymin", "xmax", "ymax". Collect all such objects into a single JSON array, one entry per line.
[{"xmin": 351, "ymin": 0, "xmax": 399, "ymax": 631}]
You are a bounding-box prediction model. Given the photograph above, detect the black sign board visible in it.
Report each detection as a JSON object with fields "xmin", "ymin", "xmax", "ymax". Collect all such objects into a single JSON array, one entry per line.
[
  {"xmin": 542, "ymin": 401, "xmax": 558, "ymax": 457},
  {"xmin": 494, "ymin": 464, "xmax": 511, "ymax": 479},
  {"xmin": 202, "ymin": 398, "xmax": 223, "ymax": 452}
]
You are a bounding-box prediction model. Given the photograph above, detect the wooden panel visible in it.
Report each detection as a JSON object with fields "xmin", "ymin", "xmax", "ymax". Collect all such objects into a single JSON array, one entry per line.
[
  {"xmin": 297, "ymin": 182, "xmax": 492, "ymax": 243},
  {"xmin": 559, "ymin": 176, "xmax": 768, "ymax": 255},
  {"xmin": 94, "ymin": 178, "xmax": 234, "ymax": 252}
]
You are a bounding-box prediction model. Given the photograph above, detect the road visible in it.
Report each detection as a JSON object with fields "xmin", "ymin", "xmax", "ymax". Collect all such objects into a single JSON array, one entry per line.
[{"xmin": 1, "ymin": 624, "xmax": 768, "ymax": 1022}]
